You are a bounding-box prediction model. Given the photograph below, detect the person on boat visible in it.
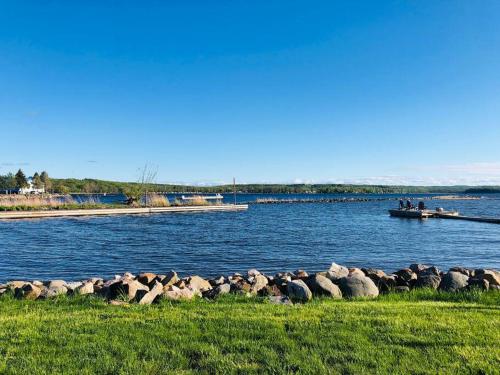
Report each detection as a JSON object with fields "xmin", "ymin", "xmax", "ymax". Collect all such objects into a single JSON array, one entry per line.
[
  {"xmin": 399, "ymin": 199, "xmax": 404, "ymax": 209},
  {"xmin": 406, "ymin": 199, "xmax": 412, "ymax": 209},
  {"xmin": 418, "ymin": 201, "xmax": 425, "ymax": 211}
]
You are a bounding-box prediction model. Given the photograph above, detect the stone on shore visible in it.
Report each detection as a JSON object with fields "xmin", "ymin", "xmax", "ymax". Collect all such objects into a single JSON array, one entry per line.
[
  {"xmin": 163, "ymin": 285, "xmax": 195, "ymax": 301},
  {"xmin": 414, "ymin": 274, "xmax": 441, "ymax": 289},
  {"xmin": 75, "ymin": 282, "xmax": 94, "ymax": 295},
  {"xmin": 287, "ymin": 279, "xmax": 312, "ymax": 302},
  {"xmin": 475, "ymin": 269, "xmax": 500, "ymax": 287},
  {"xmin": 250, "ymin": 274, "xmax": 268, "ymax": 294},
  {"xmin": 339, "ymin": 274, "xmax": 379, "ymax": 298},
  {"xmin": 186, "ymin": 276, "xmax": 212, "ymax": 293},
  {"xmin": 15, "ymin": 283, "xmax": 41, "ymax": 300},
  {"xmin": 307, "ymin": 274, "xmax": 342, "ymax": 298},
  {"xmin": 136, "ymin": 281, "xmax": 163, "ymax": 304},
  {"xmin": 439, "ymin": 272, "xmax": 469, "ymax": 292},
  {"xmin": 326, "ymin": 263, "xmax": 349, "ymax": 282}
]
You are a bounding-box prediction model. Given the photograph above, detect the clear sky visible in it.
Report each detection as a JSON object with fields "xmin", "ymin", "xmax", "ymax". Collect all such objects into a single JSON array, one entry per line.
[{"xmin": 1, "ymin": 1, "xmax": 500, "ymax": 185}]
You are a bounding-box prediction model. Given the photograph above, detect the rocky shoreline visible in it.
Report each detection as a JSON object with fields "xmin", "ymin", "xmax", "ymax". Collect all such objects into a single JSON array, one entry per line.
[{"xmin": 1, "ymin": 264, "xmax": 499, "ymax": 305}]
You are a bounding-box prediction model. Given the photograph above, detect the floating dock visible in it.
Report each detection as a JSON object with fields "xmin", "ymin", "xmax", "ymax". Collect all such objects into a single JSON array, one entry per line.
[
  {"xmin": 389, "ymin": 209, "xmax": 500, "ymax": 224},
  {"xmin": 0, "ymin": 204, "xmax": 248, "ymax": 220}
]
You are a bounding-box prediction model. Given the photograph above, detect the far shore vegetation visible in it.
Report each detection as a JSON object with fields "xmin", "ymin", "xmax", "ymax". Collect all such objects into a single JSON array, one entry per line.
[
  {"xmin": 0, "ymin": 289, "xmax": 498, "ymax": 374},
  {"xmin": 2, "ymin": 170, "xmax": 500, "ymax": 196}
]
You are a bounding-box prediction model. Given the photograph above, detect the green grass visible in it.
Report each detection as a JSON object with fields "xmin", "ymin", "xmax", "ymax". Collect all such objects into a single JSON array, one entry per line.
[{"xmin": 0, "ymin": 290, "xmax": 499, "ymax": 374}]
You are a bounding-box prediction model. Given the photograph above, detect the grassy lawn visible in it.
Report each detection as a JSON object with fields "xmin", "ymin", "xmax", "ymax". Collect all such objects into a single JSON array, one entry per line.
[{"xmin": 0, "ymin": 290, "xmax": 499, "ymax": 374}]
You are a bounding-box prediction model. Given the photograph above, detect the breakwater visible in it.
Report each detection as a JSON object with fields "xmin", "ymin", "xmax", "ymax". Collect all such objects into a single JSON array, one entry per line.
[
  {"xmin": 2, "ymin": 263, "xmax": 498, "ymax": 305},
  {"xmin": 245, "ymin": 195, "xmax": 481, "ymax": 205}
]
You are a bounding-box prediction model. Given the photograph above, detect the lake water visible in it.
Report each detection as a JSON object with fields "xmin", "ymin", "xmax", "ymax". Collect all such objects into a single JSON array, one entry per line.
[{"xmin": 0, "ymin": 194, "xmax": 499, "ymax": 282}]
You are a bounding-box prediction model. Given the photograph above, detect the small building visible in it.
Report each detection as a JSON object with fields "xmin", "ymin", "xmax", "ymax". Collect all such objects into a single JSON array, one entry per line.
[{"xmin": 18, "ymin": 177, "xmax": 45, "ymax": 195}]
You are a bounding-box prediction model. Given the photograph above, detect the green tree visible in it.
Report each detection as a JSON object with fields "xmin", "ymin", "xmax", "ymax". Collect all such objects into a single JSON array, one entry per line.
[
  {"xmin": 15, "ymin": 169, "xmax": 29, "ymax": 189},
  {"xmin": 0, "ymin": 173, "xmax": 16, "ymax": 190},
  {"xmin": 40, "ymin": 171, "xmax": 52, "ymax": 192},
  {"xmin": 32, "ymin": 172, "xmax": 43, "ymax": 189}
]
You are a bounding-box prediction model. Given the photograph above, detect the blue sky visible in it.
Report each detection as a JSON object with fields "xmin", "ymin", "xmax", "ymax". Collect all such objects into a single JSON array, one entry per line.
[{"xmin": 1, "ymin": 1, "xmax": 500, "ymax": 185}]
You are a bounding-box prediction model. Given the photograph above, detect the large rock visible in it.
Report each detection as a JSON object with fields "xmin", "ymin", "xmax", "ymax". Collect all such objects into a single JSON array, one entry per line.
[
  {"xmin": 75, "ymin": 282, "xmax": 94, "ymax": 295},
  {"xmin": 326, "ymin": 263, "xmax": 349, "ymax": 282},
  {"xmin": 101, "ymin": 279, "xmax": 148, "ymax": 300},
  {"xmin": 136, "ymin": 281, "xmax": 163, "ymax": 304},
  {"xmin": 307, "ymin": 274, "xmax": 342, "ymax": 298},
  {"xmin": 287, "ymin": 279, "xmax": 312, "ymax": 302},
  {"xmin": 475, "ymin": 269, "xmax": 500, "ymax": 287},
  {"xmin": 339, "ymin": 274, "xmax": 379, "ymax": 298},
  {"xmin": 163, "ymin": 285, "xmax": 195, "ymax": 301},
  {"xmin": 15, "ymin": 283, "xmax": 41, "ymax": 300},
  {"xmin": 186, "ymin": 276, "xmax": 212, "ymax": 293},
  {"xmin": 419, "ymin": 266, "xmax": 441, "ymax": 277},
  {"xmin": 449, "ymin": 266, "xmax": 473, "ymax": 277},
  {"xmin": 250, "ymin": 274, "xmax": 268, "ymax": 294},
  {"xmin": 414, "ymin": 274, "xmax": 441, "ymax": 289},
  {"xmin": 45, "ymin": 280, "xmax": 68, "ymax": 296},
  {"xmin": 439, "ymin": 272, "xmax": 469, "ymax": 292}
]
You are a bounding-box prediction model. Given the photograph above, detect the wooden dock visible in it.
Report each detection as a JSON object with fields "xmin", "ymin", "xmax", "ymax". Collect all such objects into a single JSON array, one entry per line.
[
  {"xmin": 0, "ymin": 204, "xmax": 248, "ymax": 220},
  {"xmin": 434, "ymin": 212, "xmax": 500, "ymax": 224},
  {"xmin": 389, "ymin": 209, "xmax": 500, "ymax": 224}
]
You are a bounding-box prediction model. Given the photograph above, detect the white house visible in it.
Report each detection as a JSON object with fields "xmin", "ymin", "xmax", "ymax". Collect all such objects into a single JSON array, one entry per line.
[{"xmin": 18, "ymin": 177, "xmax": 45, "ymax": 195}]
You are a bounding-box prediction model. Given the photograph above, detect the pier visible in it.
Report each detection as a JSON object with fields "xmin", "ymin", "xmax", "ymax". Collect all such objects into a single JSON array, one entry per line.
[{"xmin": 0, "ymin": 204, "xmax": 248, "ymax": 220}]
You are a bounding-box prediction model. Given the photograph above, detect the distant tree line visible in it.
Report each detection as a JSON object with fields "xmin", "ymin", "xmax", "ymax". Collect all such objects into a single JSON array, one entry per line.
[{"xmin": 2, "ymin": 172, "xmax": 499, "ymax": 195}]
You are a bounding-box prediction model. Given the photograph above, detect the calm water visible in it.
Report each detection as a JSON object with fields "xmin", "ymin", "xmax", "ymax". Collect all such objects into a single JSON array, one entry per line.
[{"xmin": 1, "ymin": 194, "xmax": 499, "ymax": 282}]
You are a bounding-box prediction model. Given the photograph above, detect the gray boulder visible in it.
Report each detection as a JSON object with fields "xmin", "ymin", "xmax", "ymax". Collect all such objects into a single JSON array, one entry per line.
[
  {"xmin": 339, "ymin": 274, "xmax": 379, "ymax": 298},
  {"xmin": 250, "ymin": 274, "xmax": 268, "ymax": 294},
  {"xmin": 414, "ymin": 274, "xmax": 441, "ymax": 289},
  {"xmin": 326, "ymin": 262, "xmax": 349, "ymax": 282},
  {"xmin": 287, "ymin": 279, "xmax": 313, "ymax": 302},
  {"xmin": 439, "ymin": 272, "xmax": 469, "ymax": 292},
  {"xmin": 307, "ymin": 274, "xmax": 342, "ymax": 298}
]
